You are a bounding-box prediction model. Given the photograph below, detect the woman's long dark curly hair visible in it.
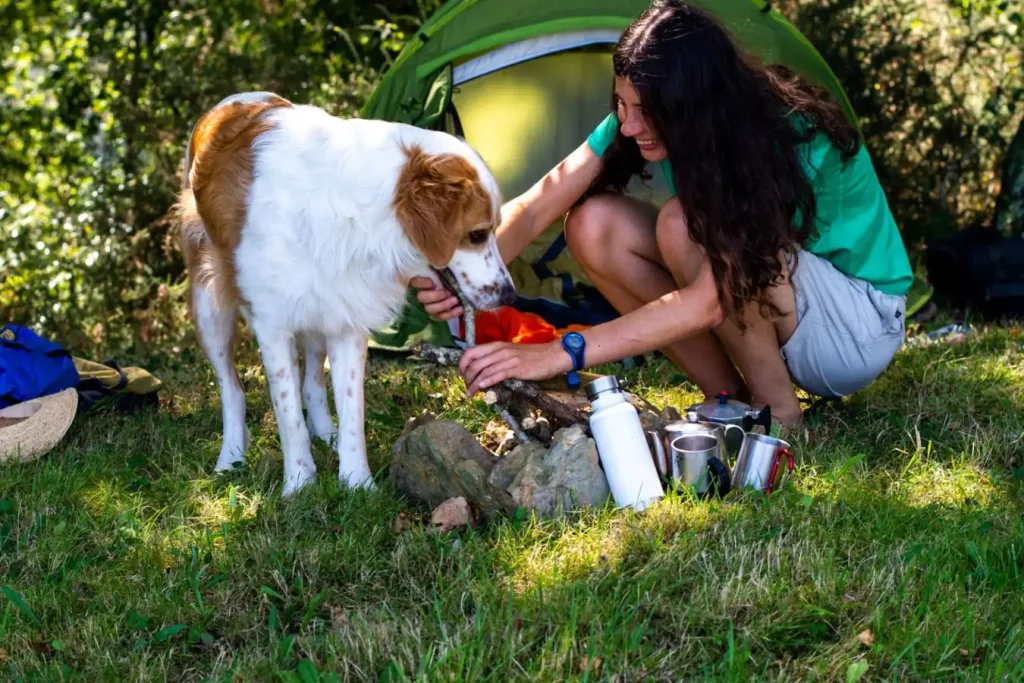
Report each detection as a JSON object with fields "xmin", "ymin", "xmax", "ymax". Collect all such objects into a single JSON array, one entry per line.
[{"xmin": 585, "ymin": 0, "xmax": 861, "ymax": 327}]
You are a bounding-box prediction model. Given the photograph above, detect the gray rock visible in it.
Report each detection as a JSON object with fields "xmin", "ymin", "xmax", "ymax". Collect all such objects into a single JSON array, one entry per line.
[
  {"xmin": 660, "ymin": 405, "xmax": 683, "ymax": 424},
  {"xmin": 391, "ymin": 411, "xmax": 436, "ymax": 460},
  {"xmin": 487, "ymin": 441, "xmax": 541, "ymax": 492},
  {"xmin": 392, "ymin": 421, "xmax": 610, "ymax": 522},
  {"xmin": 507, "ymin": 455, "xmax": 552, "ymax": 514},
  {"xmin": 625, "ymin": 391, "xmax": 660, "ymax": 415},
  {"xmin": 391, "ymin": 419, "xmax": 516, "ymax": 521},
  {"xmin": 546, "ymin": 425, "xmax": 612, "ymax": 509},
  {"xmin": 637, "ymin": 409, "xmax": 664, "ymax": 435},
  {"xmin": 508, "ymin": 425, "xmax": 610, "ymax": 517}
]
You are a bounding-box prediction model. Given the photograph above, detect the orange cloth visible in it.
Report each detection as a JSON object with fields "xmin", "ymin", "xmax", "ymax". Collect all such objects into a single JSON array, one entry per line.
[{"xmin": 459, "ymin": 307, "xmax": 589, "ymax": 344}]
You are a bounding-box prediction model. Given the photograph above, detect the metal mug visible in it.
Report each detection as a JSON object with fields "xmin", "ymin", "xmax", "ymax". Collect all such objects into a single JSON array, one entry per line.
[
  {"xmin": 730, "ymin": 432, "xmax": 794, "ymax": 494},
  {"xmin": 647, "ymin": 412, "xmax": 744, "ymax": 478},
  {"xmin": 669, "ymin": 434, "xmax": 731, "ymax": 498}
]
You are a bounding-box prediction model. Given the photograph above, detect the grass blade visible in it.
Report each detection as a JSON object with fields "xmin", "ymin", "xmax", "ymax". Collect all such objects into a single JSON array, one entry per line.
[{"xmin": 1, "ymin": 585, "xmax": 42, "ymax": 629}]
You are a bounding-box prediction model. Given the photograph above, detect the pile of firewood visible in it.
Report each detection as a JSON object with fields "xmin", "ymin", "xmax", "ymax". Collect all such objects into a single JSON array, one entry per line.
[{"xmin": 414, "ymin": 343, "xmax": 673, "ymax": 448}]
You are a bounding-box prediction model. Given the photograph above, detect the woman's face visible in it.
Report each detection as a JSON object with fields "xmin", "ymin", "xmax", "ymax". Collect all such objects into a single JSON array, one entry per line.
[{"xmin": 614, "ymin": 76, "xmax": 668, "ymax": 162}]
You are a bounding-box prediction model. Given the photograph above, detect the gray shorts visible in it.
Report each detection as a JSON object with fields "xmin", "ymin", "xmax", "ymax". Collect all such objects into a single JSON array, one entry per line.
[{"xmin": 779, "ymin": 250, "xmax": 906, "ymax": 398}]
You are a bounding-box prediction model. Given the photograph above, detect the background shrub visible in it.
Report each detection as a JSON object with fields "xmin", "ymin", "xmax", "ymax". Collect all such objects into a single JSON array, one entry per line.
[{"xmin": 775, "ymin": 0, "xmax": 1023, "ymax": 243}]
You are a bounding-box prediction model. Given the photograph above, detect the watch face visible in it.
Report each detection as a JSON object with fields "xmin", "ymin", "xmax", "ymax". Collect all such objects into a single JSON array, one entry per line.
[{"xmin": 564, "ymin": 333, "xmax": 584, "ymax": 351}]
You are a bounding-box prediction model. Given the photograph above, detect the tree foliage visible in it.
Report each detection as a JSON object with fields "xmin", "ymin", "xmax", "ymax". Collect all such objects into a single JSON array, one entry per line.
[
  {"xmin": 1, "ymin": 0, "xmax": 1021, "ymax": 355},
  {"xmin": 776, "ymin": 0, "xmax": 1024, "ymax": 243},
  {"xmin": 0, "ymin": 0, "xmax": 440, "ymax": 352}
]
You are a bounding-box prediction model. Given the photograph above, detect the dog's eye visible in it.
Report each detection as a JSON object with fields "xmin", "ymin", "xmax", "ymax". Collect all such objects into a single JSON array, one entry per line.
[{"xmin": 468, "ymin": 229, "xmax": 489, "ymax": 245}]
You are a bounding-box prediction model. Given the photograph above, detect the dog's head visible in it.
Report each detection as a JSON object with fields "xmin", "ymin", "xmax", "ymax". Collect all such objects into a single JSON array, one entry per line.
[{"xmin": 393, "ymin": 142, "xmax": 516, "ymax": 310}]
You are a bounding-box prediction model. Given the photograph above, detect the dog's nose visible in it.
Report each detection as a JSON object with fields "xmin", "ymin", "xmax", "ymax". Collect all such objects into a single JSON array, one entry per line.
[{"xmin": 498, "ymin": 283, "xmax": 517, "ymax": 307}]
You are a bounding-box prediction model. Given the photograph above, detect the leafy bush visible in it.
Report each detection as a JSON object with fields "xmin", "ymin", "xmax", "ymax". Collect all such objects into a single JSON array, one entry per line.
[
  {"xmin": 0, "ymin": 0, "xmax": 440, "ymax": 354},
  {"xmin": 1, "ymin": 0, "xmax": 1021, "ymax": 355},
  {"xmin": 775, "ymin": 0, "xmax": 1024, "ymax": 244}
]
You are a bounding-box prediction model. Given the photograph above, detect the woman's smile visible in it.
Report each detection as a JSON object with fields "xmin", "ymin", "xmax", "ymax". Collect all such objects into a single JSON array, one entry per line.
[
  {"xmin": 631, "ymin": 134, "xmax": 667, "ymax": 160},
  {"xmin": 615, "ymin": 76, "xmax": 669, "ymax": 161}
]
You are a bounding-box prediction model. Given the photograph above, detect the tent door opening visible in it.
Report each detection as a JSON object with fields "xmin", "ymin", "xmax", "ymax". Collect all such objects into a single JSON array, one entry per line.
[{"xmin": 438, "ymin": 34, "xmax": 675, "ymax": 331}]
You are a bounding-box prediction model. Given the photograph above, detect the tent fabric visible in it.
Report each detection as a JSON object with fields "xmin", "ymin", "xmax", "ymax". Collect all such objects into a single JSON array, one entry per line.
[
  {"xmin": 361, "ymin": 0, "xmax": 856, "ymax": 127},
  {"xmin": 452, "ymin": 29, "xmax": 624, "ymax": 85},
  {"xmin": 363, "ymin": 0, "xmax": 927, "ymax": 352}
]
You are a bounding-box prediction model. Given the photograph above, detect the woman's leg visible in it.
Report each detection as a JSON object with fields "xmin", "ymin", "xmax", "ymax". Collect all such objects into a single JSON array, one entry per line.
[
  {"xmin": 565, "ymin": 194, "xmax": 749, "ymax": 401},
  {"xmin": 655, "ymin": 198, "xmax": 804, "ymax": 425}
]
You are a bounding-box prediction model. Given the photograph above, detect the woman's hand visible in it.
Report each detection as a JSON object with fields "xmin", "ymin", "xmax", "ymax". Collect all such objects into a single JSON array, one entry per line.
[
  {"xmin": 410, "ymin": 276, "xmax": 463, "ymax": 321},
  {"xmin": 459, "ymin": 341, "xmax": 571, "ymax": 395},
  {"xmin": 457, "ymin": 259, "xmax": 723, "ymax": 395}
]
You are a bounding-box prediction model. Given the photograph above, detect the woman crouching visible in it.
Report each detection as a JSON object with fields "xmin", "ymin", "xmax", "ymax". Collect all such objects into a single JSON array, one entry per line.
[{"xmin": 413, "ymin": 0, "xmax": 913, "ymax": 426}]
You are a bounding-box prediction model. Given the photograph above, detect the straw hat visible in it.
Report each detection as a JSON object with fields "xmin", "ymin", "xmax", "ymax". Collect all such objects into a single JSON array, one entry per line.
[{"xmin": 0, "ymin": 388, "xmax": 78, "ymax": 464}]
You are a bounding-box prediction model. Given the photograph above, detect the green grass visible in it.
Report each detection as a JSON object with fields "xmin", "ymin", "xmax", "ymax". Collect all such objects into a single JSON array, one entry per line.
[{"xmin": 2, "ymin": 322, "xmax": 1023, "ymax": 681}]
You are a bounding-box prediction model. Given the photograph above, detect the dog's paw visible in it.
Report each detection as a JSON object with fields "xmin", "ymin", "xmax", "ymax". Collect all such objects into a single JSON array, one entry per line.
[
  {"xmin": 215, "ymin": 447, "xmax": 247, "ymax": 472},
  {"xmin": 305, "ymin": 403, "xmax": 335, "ymax": 437},
  {"xmin": 282, "ymin": 465, "xmax": 317, "ymax": 497},
  {"xmin": 339, "ymin": 467, "xmax": 375, "ymax": 490}
]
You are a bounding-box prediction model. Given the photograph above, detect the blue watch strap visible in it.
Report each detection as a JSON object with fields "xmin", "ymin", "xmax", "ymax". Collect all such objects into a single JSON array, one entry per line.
[{"xmin": 561, "ymin": 333, "xmax": 585, "ymax": 389}]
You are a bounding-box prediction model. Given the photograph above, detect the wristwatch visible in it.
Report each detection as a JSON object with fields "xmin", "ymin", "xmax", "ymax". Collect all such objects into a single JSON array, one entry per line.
[{"xmin": 561, "ymin": 332, "xmax": 586, "ymax": 389}]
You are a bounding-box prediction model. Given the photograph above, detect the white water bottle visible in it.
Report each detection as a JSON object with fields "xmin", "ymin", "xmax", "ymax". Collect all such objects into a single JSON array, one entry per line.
[{"xmin": 586, "ymin": 376, "xmax": 664, "ymax": 511}]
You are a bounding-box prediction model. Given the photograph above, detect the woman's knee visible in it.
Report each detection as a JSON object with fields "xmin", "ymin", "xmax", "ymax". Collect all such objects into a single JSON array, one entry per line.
[
  {"xmin": 655, "ymin": 197, "xmax": 701, "ymax": 284},
  {"xmin": 655, "ymin": 198, "xmax": 686, "ymax": 250},
  {"xmin": 564, "ymin": 195, "xmax": 619, "ymax": 260},
  {"xmin": 565, "ymin": 195, "xmax": 656, "ymax": 273}
]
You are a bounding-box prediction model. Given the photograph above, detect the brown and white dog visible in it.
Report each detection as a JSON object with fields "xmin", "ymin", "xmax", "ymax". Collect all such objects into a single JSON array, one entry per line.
[{"xmin": 176, "ymin": 91, "xmax": 515, "ymax": 495}]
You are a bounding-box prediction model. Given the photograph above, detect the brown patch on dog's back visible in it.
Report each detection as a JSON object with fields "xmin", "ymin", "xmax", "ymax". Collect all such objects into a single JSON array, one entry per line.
[
  {"xmin": 392, "ymin": 144, "xmax": 493, "ymax": 267},
  {"xmin": 175, "ymin": 94, "xmax": 291, "ymax": 307},
  {"xmin": 188, "ymin": 95, "xmax": 291, "ymax": 251}
]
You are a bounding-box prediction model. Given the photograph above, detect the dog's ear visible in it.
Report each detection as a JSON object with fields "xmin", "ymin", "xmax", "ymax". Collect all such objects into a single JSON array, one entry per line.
[{"xmin": 393, "ymin": 145, "xmax": 489, "ymax": 268}]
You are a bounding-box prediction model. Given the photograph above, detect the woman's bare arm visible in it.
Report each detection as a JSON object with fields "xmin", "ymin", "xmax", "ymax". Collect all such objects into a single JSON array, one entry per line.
[{"xmin": 494, "ymin": 141, "xmax": 604, "ymax": 263}]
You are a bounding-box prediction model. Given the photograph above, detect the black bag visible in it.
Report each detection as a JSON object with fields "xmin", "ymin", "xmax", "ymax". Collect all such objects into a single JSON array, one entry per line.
[{"xmin": 925, "ymin": 225, "xmax": 1024, "ymax": 319}]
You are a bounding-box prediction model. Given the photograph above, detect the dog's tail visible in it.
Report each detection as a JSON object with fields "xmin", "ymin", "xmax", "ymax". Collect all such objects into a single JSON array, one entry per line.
[
  {"xmin": 173, "ymin": 185, "xmax": 239, "ymax": 315},
  {"xmin": 174, "ymin": 188, "xmax": 207, "ymax": 278}
]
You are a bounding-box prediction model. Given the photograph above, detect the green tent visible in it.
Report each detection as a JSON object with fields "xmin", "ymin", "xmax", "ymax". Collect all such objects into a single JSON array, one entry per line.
[{"xmin": 363, "ymin": 0, "xmax": 930, "ymax": 351}]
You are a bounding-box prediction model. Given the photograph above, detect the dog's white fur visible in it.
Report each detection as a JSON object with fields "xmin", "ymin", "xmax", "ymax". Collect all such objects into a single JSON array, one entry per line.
[{"xmin": 178, "ymin": 92, "xmax": 515, "ymax": 495}]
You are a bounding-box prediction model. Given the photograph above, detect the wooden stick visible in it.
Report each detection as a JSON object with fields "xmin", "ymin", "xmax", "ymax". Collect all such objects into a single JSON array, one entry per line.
[
  {"xmin": 416, "ymin": 343, "xmax": 589, "ymax": 429},
  {"xmin": 463, "ymin": 305, "xmax": 476, "ymax": 347},
  {"xmin": 437, "ymin": 269, "xmax": 476, "ymax": 347},
  {"xmin": 491, "ymin": 402, "xmax": 528, "ymax": 441},
  {"xmin": 416, "ymin": 343, "xmax": 466, "ymax": 367},
  {"xmin": 433, "ymin": 271, "xmax": 525, "ymax": 437}
]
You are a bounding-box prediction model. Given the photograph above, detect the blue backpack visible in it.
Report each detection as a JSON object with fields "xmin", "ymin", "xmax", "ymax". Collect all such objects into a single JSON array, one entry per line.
[{"xmin": 0, "ymin": 324, "xmax": 80, "ymax": 409}]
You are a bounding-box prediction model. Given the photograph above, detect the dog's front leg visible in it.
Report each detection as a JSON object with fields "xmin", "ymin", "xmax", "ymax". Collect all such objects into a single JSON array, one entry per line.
[
  {"xmin": 252, "ymin": 324, "xmax": 318, "ymax": 496},
  {"xmin": 325, "ymin": 331, "xmax": 373, "ymax": 489},
  {"xmin": 301, "ymin": 332, "xmax": 337, "ymax": 444}
]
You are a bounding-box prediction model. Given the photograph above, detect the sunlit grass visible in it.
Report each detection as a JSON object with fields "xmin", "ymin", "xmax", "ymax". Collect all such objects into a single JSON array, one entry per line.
[
  {"xmin": 897, "ymin": 458, "xmax": 997, "ymax": 508},
  {"xmin": 0, "ymin": 321, "xmax": 1022, "ymax": 680}
]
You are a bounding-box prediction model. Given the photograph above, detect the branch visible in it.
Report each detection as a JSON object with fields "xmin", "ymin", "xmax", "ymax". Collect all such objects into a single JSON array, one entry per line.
[{"xmin": 415, "ymin": 343, "xmax": 590, "ymax": 430}]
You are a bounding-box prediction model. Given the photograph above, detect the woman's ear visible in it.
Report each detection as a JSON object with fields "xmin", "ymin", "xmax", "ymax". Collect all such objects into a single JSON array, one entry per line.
[{"xmin": 393, "ymin": 144, "xmax": 488, "ymax": 267}]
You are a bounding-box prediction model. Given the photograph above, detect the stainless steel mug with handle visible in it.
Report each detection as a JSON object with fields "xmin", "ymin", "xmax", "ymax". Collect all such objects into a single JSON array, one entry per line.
[
  {"xmin": 647, "ymin": 411, "xmax": 745, "ymax": 477},
  {"xmin": 730, "ymin": 432, "xmax": 795, "ymax": 494},
  {"xmin": 669, "ymin": 434, "xmax": 731, "ymax": 498}
]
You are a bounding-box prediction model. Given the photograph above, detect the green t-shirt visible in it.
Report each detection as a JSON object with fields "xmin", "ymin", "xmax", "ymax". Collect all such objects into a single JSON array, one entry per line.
[{"xmin": 585, "ymin": 113, "xmax": 913, "ymax": 296}]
